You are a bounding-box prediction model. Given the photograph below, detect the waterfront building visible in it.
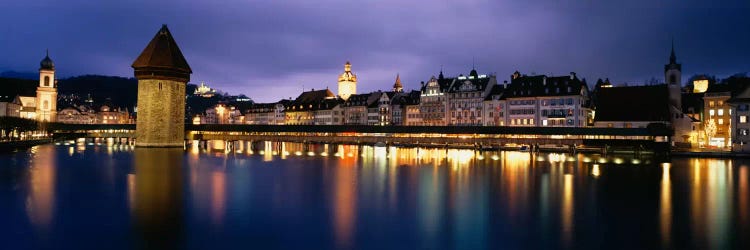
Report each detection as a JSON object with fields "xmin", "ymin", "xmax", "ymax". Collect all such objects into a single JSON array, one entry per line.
[
  {"xmin": 341, "ymin": 93, "xmax": 377, "ymax": 125},
  {"xmin": 245, "ymin": 100, "xmax": 288, "ymax": 125},
  {"xmin": 419, "ymin": 73, "xmax": 451, "ymax": 126},
  {"xmin": 389, "ymin": 90, "xmax": 419, "ymax": 126},
  {"xmin": 446, "ymin": 69, "xmax": 497, "ymax": 126},
  {"xmin": 703, "ymin": 89, "xmax": 732, "ymax": 148},
  {"xmin": 367, "ymin": 92, "xmax": 391, "ymax": 125},
  {"xmin": 36, "ymin": 51, "xmax": 58, "ymax": 122},
  {"xmin": 132, "ymin": 25, "xmax": 192, "ymax": 147},
  {"xmin": 313, "ymin": 98, "xmax": 345, "ymax": 125},
  {"xmin": 337, "ymin": 61, "xmax": 357, "ymax": 101},
  {"xmin": 403, "ymin": 92, "xmax": 422, "ymax": 126},
  {"xmin": 58, "ymin": 106, "xmax": 96, "ymax": 124},
  {"xmin": 204, "ymin": 104, "xmax": 239, "ymax": 124},
  {"xmin": 0, "ymin": 96, "xmax": 22, "ymax": 118},
  {"xmin": 482, "ymin": 84, "xmax": 506, "ymax": 126},
  {"xmin": 285, "ymin": 89, "xmax": 336, "ymax": 125},
  {"xmin": 728, "ymin": 85, "xmax": 750, "ymax": 152},
  {"xmin": 9, "ymin": 52, "xmax": 60, "ymax": 122},
  {"xmin": 504, "ymin": 71, "xmax": 591, "ymax": 127}
]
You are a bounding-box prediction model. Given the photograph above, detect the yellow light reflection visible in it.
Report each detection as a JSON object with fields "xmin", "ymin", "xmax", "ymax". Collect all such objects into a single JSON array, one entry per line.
[
  {"xmin": 27, "ymin": 145, "xmax": 56, "ymax": 231},
  {"xmin": 660, "ymin": 163, "xmax": 672, "ymax": 248},
  {"xmin": 591, "ymin": 164, "xmax": 600, "ymax": 178}
]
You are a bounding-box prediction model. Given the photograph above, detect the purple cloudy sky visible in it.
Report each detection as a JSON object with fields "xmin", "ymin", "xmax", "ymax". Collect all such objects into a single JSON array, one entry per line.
[{"xmin": 1, "ymin": 0, "xmax": 748, "ymax": 102}]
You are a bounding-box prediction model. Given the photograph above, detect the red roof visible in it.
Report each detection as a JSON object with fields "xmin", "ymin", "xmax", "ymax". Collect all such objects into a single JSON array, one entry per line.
[{"xmin": 132, "ymin": 25, "xmax": 192, "ymax": 82}]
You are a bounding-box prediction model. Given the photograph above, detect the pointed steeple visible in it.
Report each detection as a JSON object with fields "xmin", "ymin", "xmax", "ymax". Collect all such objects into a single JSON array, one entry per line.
[
  {"xmin": 438, "ymin": 65, "xmax": 444, "ymax": 80},
  {"xmin": 392, "ymin": 74, "xmax": 403, "ymax": 92},
  {"xmin": 132, "ymin": 24, "xmax": 192, "ymax": 81},
  {"xmin": 669, "ymin": 39, "xmax": 676, "ymax": 64}
]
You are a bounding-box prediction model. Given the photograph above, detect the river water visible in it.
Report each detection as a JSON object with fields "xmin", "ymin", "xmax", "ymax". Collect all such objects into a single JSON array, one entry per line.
[{"xmin": 0, "ymin": 140, "xmax": 748, "ymax": 249}]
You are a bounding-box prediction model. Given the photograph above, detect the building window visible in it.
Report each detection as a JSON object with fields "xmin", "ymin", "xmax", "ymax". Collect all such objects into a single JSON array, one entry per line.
[
  {"xmin": 710, "ymin": 109, "xmax": 715, "ymax": 116},
  {"xmin": 741, "ymin": 116, "xmax": 747, "ymax": 123},
  {"xmin": 709, "ymin": 101, "xmax": 715, "ymax": 108},
  {"xmin": 719, "ymin": 119, "xmax": 724, "ymax": 125},
  {"xmin": 718, "ymin": 109, "xmax": 724, "ymax": 116},
  {"xmin": 44, "ymin": 76, "xmax": 50, "ymax": 87}
]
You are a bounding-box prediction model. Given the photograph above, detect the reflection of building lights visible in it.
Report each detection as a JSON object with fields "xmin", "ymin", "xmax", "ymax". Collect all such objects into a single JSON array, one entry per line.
[
  {"xmin": 259, "ymin": 150, "xmax": 265, "ymax": 155},
  {"xmin": 536, "ymin": 156, "xmax": 545, "ymax": 161},
  {"xmin": 476, "ymin": 155, "xmax": 484, "ymax": 160},
  {"xmin": 592, "ymin": 164, "xmax": 601, "ymax": 177},
  {"xmin": 295, "ymin": 151, "xmax": 303, "ymax": 156},
  {"xmin": 321, "ymin": 152, "xmax": 329, "ymax": 156},
  {"xmin": 598, "ymin": 158, "xmax": 607, "ymax": 164},
  {"xmin": 566, "ymin": 157, "xmax": 576, "ymax": 162},
  {"xmin": 613, "ymin": 158, "xmax": 624, "ymax": 164},
  {"xmin": 307, "ymin": 152, "xmax": 315, "ymax": 156},
  {"xmin": 632, "ymin": 159, "xmax": 641, "ymax": 164},
  {"xmin": 491, "ymin": 155, "xmax": 500, "ymax": 161},
  {"xmin": 583, "ymin": 157, "xmax": 591, "ymax": 163}
]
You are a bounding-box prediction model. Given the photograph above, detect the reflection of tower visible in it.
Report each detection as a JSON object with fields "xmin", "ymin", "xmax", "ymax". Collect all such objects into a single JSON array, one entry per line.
[
  {"xmin": 132, "ymin": 25, "xmax": 192, "ymax": 147},
  {"xmin": 36, "ymin": 51, "xmax": 58, "ymax": 122},
  {"xmin": 132, "ymin": 148, "xmax": 184, "ymax": 249},
  {"xmin": 27, "ymin": 145, "xmax": 56, "ymax": 231},
  {"xmin": 337, "ymin": 61, "xmax": 357, "ymax": 100},
  {"xmin": 665, "ymin": 41, "xmax": 682, "ymax": 110}
]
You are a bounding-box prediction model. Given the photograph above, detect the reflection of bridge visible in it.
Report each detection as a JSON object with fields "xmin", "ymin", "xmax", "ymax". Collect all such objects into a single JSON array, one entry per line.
[{"xmin": 49, "ymin": 123, "xmax": 672, "ymax": 151}]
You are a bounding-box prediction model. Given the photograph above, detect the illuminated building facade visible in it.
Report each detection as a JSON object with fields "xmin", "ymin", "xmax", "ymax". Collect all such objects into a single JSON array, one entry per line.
[
  {"xmin": 446, "ymin": 69, "xmax": 497, "ymax": 126},
  {"xmin": 728, "ymin": 86, "xmax": 750, "ymax": 152},
  {"xmin": 132, "ymin": 25, "xmax": 192, "ymax": 147},
  {"xmin": 419, "ymin": 73, "xmax": 450, "ymax": 126},
  {"xmin": 285, "ymin": 89, "xmax": 336, "ymax": 125},
  {"xmin": 482, "ymin": 84, "xmax": 506, "ymax": 126},
  {"xmin": 337, "ymin": 61, "xmax": 357, "ymax": 101},
  {"xmin": 704, "ymin": 91, "xmax": 732, "ymax": 148},
  {"xmin": 341, "ymin": 93, "xmax": 377, "ymax": 125},
  {"xmin": 36, "ymin": 51, "xmax": 58, "ymax": 122},
  {"xmin": 245, "ymin": 100, "xmax": 289, "ymax": 125},
  {"xmin": 0, "ymin": 96, "xmax": 22, "ymax": 118},
  {"xmin": 505, "ymin": 71, "xmax": 591, "ymax": 127}
]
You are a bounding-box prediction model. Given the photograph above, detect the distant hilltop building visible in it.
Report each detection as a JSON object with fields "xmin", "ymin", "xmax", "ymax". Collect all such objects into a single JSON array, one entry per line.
[
  {"xmin": 194, "ymin": 81, "xmax": 216, "ymax": 97},
  {"xmin": 337, "ymin": 61, "xmax": 357, "ymax": 100}
]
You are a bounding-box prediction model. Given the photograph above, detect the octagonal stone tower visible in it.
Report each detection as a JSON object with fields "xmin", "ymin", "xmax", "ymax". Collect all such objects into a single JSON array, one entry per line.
[{"xmin": 132, "ymin": 25, "xmax": 192, "ymax": 147}]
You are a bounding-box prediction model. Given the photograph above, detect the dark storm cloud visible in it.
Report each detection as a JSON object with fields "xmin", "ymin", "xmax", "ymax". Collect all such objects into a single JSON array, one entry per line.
[{"xmin": 1, "ymin": 0, "xmax": 748, "ymax": 102}]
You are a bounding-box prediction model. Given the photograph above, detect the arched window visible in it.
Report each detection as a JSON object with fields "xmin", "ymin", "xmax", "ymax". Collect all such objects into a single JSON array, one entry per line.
[
  {"xmin": 43, "ymin": 100, "xmax": 49, "ymax": 110},
  {"xmin": 44, "ymin": 76, "xmax": 50, "ymax": 87}
]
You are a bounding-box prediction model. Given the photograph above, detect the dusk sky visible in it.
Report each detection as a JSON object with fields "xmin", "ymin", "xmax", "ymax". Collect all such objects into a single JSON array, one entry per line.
[{"xmin": 1, "ymin": 0, "xmax": 748, "ymax": 102}]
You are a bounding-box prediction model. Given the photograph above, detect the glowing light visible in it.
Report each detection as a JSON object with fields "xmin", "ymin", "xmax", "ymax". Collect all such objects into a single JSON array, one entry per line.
[
  {"xmin": 598, "ymin": 158, "xmax": 608, "ymax": 164},
  {"xmin": 613, "ymin": 158, "xmax": 624, "ymax": 164},
  {"xmin": 566, "ymin": 157, "xmax": 576, "ymax": 162},
  {"xmin": 536, "ymin": 156, "xmax": 545, "ymax": 161},
  {"xmin": 632, "ymin": 159, "xmax": 641, "ymax": 164},
  {"xmin": 491, "ymin": 155, "xmax": 500, "ymax": 161},
  {"xmin": 476, "ymin": 155, "xmax": 485, "ymax": 160},
  {"xmin": 583, "ymin": 157, "xmax": 592, "ymax": 163},
  {"xmin": 321, "ymin": 152, "xmax": 329, "ymax": 156},
  {"xmin": 295, "ymin": 151, "xmax": 303, "ymax": 156},
  {"xmin": 259, "ymin": 150, "xmax": 265, "ymax": 155},
  {"xmin": 307, "ymin": 152, "xmax": 315, "ymax": 156},
  {"xmin": 592, "ymin": 164, "xmax": 601, "ymax": 177}
]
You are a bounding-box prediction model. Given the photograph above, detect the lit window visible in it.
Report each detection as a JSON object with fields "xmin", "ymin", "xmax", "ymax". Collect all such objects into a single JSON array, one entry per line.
[
  {"xmin": 718, "ymin": 109, "xmax": 724, "ymax": 116},
  {"xmin": 719, "ymin": 119, "xmax": 724, "ymax": 125},
  {"xmin": 542, "ymin": 119, "xmax": 548, "ymax": 126},
  {"xmin": 710, "ymin": 109, "xmax": 715, "ymax": 116},
  {"xmin": 741, "ymin": 116, "xmax": 747, "ymax": 123},
  {"xmin": 709, "ymin": 101, "xmax": 715, "ymax": 108}
]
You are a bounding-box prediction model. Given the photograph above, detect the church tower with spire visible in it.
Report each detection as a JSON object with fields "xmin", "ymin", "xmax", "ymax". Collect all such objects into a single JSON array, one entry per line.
[
  {"xmin": 665, "ymin": 41, "xmax": 682, "ymax": 110},
  {"xmin": 132, "ymin": 25, "xmax": 192, "ymax": 147},
  {"xmin": 36, "ymin": 50, "xmax": 57, "ymax": 122},
  {"xmin": 392, "ymin": 74, "xmax": 403, "ymax": 92},
  {"xmin": 337, "ymin": 61, "xmax": 357, "ymax": 100}
]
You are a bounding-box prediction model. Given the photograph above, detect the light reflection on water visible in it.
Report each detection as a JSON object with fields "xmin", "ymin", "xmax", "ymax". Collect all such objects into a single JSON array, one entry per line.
[{"xmin": 1, "ymin": 141, "xmax": 748, "ymax": 249}]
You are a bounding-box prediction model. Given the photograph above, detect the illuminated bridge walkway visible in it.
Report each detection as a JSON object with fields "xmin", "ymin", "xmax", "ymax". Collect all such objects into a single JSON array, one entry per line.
[{"xmin": 48, "ymin": 124, "xmax": 672, "ymax": 151}]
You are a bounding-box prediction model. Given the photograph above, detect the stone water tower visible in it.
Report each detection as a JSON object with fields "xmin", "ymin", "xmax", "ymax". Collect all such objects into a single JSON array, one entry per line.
[{"xmin": 132, "ymin": 25, "xmax": 192, "ymax": 147}]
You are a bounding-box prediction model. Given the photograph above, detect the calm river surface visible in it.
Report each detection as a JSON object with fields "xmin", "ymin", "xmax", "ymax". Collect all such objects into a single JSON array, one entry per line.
[{"xmin": 1, "ymin": 140, "xmax": 749, "ymax": 249}]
